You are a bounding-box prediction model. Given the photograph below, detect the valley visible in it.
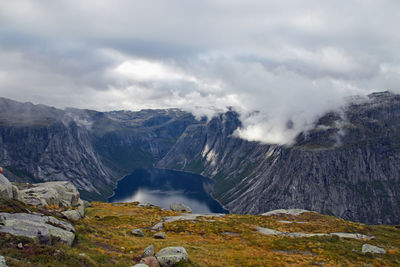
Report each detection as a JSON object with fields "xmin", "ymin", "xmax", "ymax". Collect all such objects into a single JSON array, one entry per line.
[{"xmin": 1, "ymin": 91, "xmax": 400, "ymax": 224}]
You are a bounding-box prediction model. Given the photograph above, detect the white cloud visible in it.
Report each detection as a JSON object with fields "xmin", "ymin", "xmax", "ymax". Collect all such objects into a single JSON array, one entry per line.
[{"xmin": 0, "ymin": 0, "xmax": 399, "ymax": 144}]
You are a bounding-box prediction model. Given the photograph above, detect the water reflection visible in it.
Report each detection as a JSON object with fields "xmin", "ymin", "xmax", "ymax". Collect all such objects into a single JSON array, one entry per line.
[{"xmin": 108, "ymin": 168, "xmax": 228, "ymax": 214}]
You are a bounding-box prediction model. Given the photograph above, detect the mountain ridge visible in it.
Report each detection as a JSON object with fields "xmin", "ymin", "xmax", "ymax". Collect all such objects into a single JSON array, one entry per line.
[{"xmin": 0, "ymin": 92, "xmax": 399, "ymax": 224}]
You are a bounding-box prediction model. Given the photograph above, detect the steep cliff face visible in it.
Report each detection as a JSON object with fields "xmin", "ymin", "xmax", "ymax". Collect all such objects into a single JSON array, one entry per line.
[
  {"xmin": 158, "ymin": 92, "xmax": 400, "ymax": 224},
  {"xmin": 1, "ymin": 92, "xmax": 400, "ymax": 224},
  {"xmin": 0, "ymin": 98, "xmax": 199, "ymax": 200}
]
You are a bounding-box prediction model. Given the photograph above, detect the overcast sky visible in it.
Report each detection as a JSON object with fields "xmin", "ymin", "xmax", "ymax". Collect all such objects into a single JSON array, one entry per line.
[{"xmin": 0, "ymin": 1, "xmax": 399, "ymax": 144}]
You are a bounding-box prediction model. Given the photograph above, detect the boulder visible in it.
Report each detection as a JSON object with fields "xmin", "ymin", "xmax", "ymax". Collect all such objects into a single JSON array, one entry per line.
[
  {"xmin": 77, "ymin": 199, "xmax": 86, "ymax": 217},
  {"xmin": 156, "ymin": 247, "xmax": 188, "ymax": 267},
  {"xmin": 154, "ymin": 232, "xmax": 166, "ymax": 239},
  {"xmin": 131, "ymin": 228, "xmax": 144, "ymax": 237},
  {"xmin": 0, "ymin": 174, "xmax": 12, "ymax": 199},
  {"xmin": 0, "ymin": 256, "xmax": 8, "ymax": 267},
  {"xmin": 169, "ymin": 203, "xmax": 192, "ymax": 213},
  {"xmin": 142, "ymin": 244, "xmax": 155, "ymax": 258},
  {"xmin": 362, "ymin": 244, "xmax": 386, "ymax": 254},
  {"xmin": 0, "ymin": 212, "xmax": 75, "ymax": 246},
  {"xmin": 19, "ymin": 181, "xmax": 80, "ymax": 208},
  {"xmin": 140, "ymin": 256, "xmax": 160, "ymax": 267},
  {"xmin": 62, "ymin": 210, "xmax": 82, "ymax": 221}
]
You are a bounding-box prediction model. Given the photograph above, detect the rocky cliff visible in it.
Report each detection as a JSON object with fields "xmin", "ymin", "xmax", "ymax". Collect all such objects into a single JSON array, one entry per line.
[
  {"xmin": 1, "ymin": 92, "xmax": 400, "ymax": 224},
  {"xmin": 0, "ymin": 97, "xmax": 199, "ymax": 200},
  {"xmin": 157, "ymin": 91, "xmax": 400, "ymax": 224}
]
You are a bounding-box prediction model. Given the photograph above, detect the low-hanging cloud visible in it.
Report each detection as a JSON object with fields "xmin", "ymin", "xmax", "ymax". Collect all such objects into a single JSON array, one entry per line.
[{"xmin": 0, "ymin": 0, "xmax": 400, "ymax": 144}]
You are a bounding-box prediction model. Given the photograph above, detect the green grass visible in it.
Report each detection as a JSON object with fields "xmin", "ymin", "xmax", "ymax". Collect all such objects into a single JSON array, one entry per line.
[{"xmin": 0, "ymin": 201, "xmax": 400, "ymax": 266}]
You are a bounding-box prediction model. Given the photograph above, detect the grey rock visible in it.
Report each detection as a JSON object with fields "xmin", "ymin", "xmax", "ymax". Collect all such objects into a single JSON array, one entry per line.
[
  {"xmin": 140, "ymin": 256, "xmax": 160, "ymax": 267},
  {"xmin": 256, "ymin": 226, "xmax": 374, "ymax": 240},
  {"xmin": 156, "ymin": 246, "xmax": 189, "ymax": 267},
  {"xmin": 62, "ymin": 210, "xmax": 82, "ymax": 221},
  {"xmin": 169, "ymin": 203, "xmax": 192, "ymax": 213},
  {"xmin": 0, "ymin": 212, "xmax": 75, "ymax": 246},
  {"xmin": 162, "ymin": 213, "xmax": 225, "ymax": 223},
  {"xmin": 83, "ymin": 200, "xmax": 90, "ymax": 208},
  {"xmin": 19, "ymin": 181, "xmax": 80, "ymax": 208},
  {"xmin": 0, "ymin": 174, "xmax": 12, "ymax": 199},
  {"xmin": 11, "ymin": 185, "xmax": 22, "ymax": 201},
  {"xmin": 331, "ymin": 232, "xmax": 374, "ymax": 240},
  {"xmin": 157, "ymin": 92, "xmax": 400, "ymax": 224},
  {"xmin": 75, "ymin": 199, "xmax": 86, "ymax": 217},
  {"xmin": 131, "ymin": 228, "xmax": 144, "ymax": 237},
  {"xmin": 278, "ymin": 220, "xmax": 294, "ymax": 224},
  {"xmin": 142, "ymin": 244, "xmax": 155, "ymax": 258},
  {"xmin": 154, "ymin": 232, "xmax": 166, "ymax": 239},
  {"xmin": 362, "ymin": 244, "xmax": 386, "ymax": 254},
  {"xmin": 132, "ymin": 264, "xmax": 149, "ymax": 267},
  {"xmin": 150, "ymin": 222, "xmax": 164, "ymax": 231},
  {"xmin": 138, "ymin": 202, "xmax": 154, "ymax": 208},
  {"xmin": 149, "ymin": 213, "xmax": 225, "ymax": 233},
  {"xmin": 261, "ymin": 209, "xmax": 312, "ymax": 216},
  {"xmin": 0, "ymin": 256, "xmax": 8, "ymax": 267}
]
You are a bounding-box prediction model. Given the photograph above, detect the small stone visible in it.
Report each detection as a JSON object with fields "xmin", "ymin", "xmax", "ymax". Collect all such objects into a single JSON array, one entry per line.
[
  {"xmin": 0, "ymin": 256, "xmax": 8, "ymax": 267},
  {"xmin": 132, "ymin": 264, "xmax": 149, "ymax": 267},
  {"xmin": 142, "ymin": 244, "xmax": 155, "ymax": 258},
  {"xmin": 155, "ymin": 246, "xmax": 188, "ymax": 267},
  {"xmin": 131, "ymin": 228, "xmax": 145, "ymax": 237},
  {"xmin": 362, "ymin": 244, "xmax": 386, "ymax": 254},
  {"xmin": 154, "ymin": 232, "xmax": 166, "ymax": 239},
  {"xmin": 169, "ymin": 203, "xmax": 192, "ymax": 213},
  {"xmin": 151, "ymin": 222, "xmax": 164, "ymax": 231},
  {"xmin": 140, "ymin": 256, "xmax": 160, "ymax": 267},
  {"xmin": 121, "ymin": 246, "xmax": 126, "ymax": 250},
  {"xmin": 17, "ymin": 242, "xmax": 23, "ymax": 249},
  {"xmin": 62, "ymin": 210, "xmax": 82, "ymax": 221},
  {"xmin": 79, "ymin": 253, "xmax": 86, "ymax": 257}
]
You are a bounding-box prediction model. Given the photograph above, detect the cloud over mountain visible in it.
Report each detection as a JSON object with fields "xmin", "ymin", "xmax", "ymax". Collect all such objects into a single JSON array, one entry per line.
[{"xmin": 0, "ymin": 0, "xmax": 399, "ymax": 143}]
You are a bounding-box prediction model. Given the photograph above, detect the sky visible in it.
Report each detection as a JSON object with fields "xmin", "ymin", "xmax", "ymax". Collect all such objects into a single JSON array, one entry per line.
[{"xmin": 0, "ymin": 0, "xmax": 399, "ymax": 144}]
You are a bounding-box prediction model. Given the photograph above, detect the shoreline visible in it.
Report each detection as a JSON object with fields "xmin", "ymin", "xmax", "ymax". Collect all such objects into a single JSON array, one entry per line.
[{"xmin": 107, "ymin": 167, "xmax": 230, "ymax": 214}]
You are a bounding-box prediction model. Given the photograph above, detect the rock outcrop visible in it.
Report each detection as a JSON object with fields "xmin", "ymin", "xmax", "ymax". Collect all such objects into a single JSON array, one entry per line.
[
  {"xmin": 0, "ymin": 174, "xmax": 86, "ymax": 246},
  {"xmin": 18, "ymin": 181, "xmax": 80, "ymax": 207},
  {"xmin": 158, "ymin": 92, "xmax": 400, "ymax": 224},
  {"xmin": 0, "ymin": 175, "xmax": 12, "ymax": 199},
  {"xmin": 261, "ymin": 209, "xmax": 312, "ymax": 216},
  {"xmin": 0, "ymin": 212, "xmax": 75, "ymax": 246},
  {"xmin": 256, "ymin": 226, "xmax": 374, "ymax": 240}
]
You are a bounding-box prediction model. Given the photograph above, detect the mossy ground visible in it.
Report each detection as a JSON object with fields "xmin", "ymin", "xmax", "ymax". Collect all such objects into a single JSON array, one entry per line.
[{"xmin": 1, "ymin": 201, "xmax": 400, "ymax": 266}]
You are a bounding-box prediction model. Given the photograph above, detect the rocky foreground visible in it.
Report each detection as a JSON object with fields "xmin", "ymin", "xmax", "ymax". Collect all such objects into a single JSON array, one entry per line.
[{"xmin": 1, "ymin": 174, "xmax": 400, "ymax": 266}]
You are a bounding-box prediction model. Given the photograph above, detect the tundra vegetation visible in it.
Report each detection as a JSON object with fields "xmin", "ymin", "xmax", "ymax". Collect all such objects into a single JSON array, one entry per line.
[{"xmin": 0, "ymin": 199, "xmax": 400, "ymax": 266}]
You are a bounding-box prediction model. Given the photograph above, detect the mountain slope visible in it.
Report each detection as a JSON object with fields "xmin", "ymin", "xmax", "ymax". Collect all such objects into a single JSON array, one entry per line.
[
  {"xmin": 0, "ymin": 98, "xmax": 199, "ymax": 200},
  {"xmin": 1, "ymin": 92, "xmax": 400, "ymax": 224},
  {"xmin": 157, "ymin": 92, "xmax": 400, "ymax": 224}
]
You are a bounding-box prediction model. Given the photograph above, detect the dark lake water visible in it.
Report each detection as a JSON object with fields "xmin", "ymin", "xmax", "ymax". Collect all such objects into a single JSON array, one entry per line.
[{"xmin": 108, "ymin": 168, "xmax": 228, "ymax": 213}]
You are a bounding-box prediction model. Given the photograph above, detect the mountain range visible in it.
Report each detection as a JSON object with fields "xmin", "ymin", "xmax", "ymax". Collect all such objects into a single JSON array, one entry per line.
[{"xmin": 0, "ymin": 91, "xmax": 399, "ymax": 224}]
